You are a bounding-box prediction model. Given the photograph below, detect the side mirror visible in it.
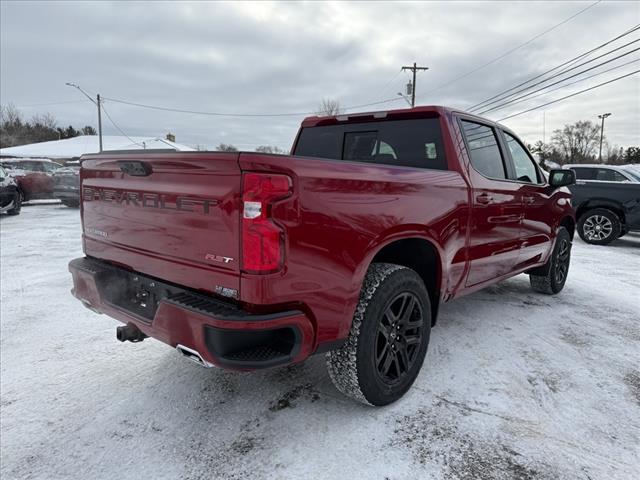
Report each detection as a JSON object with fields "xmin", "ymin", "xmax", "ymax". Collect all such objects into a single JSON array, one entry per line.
[{"xmin": 549, "ymin": 169, "xmax": 575, "ymax": 188}]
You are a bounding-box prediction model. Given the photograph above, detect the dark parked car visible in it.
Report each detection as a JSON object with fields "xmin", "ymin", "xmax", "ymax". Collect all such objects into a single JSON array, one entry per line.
[
  {"xmin": 0, "ymin": 158, "xmax": 61, "ymax": 201},
  {"xmin": 564, "ymin": 164, "xmax": 640, "ymax": 245},
  {"xmin": 0, "ymin": 166, "xmax": 21, "ymax": 215},
  {"xmin": 53, "ymin": 160, "xmax": 80, "ymax": 207}
]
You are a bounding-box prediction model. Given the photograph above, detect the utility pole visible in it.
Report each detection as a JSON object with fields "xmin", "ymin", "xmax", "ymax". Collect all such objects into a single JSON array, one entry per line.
[
  {"xmin": 401, "ymin": 62, "xmax": 429, "ymax": 108},
  {"xmin": 65, "ymin": 82, "xmax": 103, "ymax": 152},
  {"xmin": 96, "ymin": 94, "xmax": 103, "ymax": 152},
  {"xmin": 598, "ymin": 112, "xmax": 611, "ymax": 162}
]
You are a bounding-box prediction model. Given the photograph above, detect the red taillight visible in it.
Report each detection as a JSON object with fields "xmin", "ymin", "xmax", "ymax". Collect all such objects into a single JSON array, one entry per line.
[{"xmin": 241, "ymin": 172, "xmax": 292, "ymax": 273}]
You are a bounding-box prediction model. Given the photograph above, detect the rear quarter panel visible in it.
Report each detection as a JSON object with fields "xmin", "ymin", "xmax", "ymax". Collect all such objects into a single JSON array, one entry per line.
[{"xmin": 239, "ymin": 119, "xmax": 470, "ymax": 346}]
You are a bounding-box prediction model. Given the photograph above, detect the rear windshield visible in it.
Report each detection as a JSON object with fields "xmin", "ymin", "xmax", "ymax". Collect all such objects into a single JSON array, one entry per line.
[{"xmin": 293, "ymin": 118, "xmax": 447, "ymax": 170}]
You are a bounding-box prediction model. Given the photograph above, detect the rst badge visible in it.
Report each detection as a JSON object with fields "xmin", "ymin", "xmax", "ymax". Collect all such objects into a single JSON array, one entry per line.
[{"xmin": 205, "ymin": 253, "xmax": 234, "ymax": 264}]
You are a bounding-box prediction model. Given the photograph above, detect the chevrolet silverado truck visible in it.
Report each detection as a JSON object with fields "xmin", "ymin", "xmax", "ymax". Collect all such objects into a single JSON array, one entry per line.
[
  {"xmin": 563, "ymin": 164, "xmax": 640, "ymax": 245},
  {"xmin": 69, "ymin": 106, "xmax": 576, "ymax": 405}
]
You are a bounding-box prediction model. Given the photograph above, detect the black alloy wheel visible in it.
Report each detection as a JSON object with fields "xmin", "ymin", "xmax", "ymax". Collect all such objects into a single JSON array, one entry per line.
[
  {"xmin": 326, "ymin": 263, "xmax": 432, "ymax": 406},
  {"xmin": 375, "ymin": 292, "xmax": 423, "ymax": 385},
  {"xmin": 554, "ymin": 237, "xmax": 570, "ymax": 285}
]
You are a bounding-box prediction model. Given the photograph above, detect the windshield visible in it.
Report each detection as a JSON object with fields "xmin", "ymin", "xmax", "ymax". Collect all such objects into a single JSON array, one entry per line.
[{"xmin": 622, "ymin": 168, "xmax": 640, "ymax": 182}]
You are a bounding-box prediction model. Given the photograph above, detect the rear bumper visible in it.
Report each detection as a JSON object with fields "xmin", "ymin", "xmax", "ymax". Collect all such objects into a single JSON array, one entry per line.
[{"xmin": 68, "ymin": 257, "xmax": 315, "ymax": 370}]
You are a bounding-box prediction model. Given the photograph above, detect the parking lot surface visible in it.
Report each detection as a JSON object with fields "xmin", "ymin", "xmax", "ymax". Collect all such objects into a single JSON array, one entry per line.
[{"xmin": 1, "ymin": 203, "xmax": 639, "ymax": 480}]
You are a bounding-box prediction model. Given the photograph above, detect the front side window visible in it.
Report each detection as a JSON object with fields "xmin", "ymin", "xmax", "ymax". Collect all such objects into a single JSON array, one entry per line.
[
  {"xmin": 294, "ymin": 118, "xmax": 447, "ymax": 170},
  {"xmin": 460, "ymin": 120, "xmax": 506, "ymax": 180},
  {"xmin": 42, "ymin": 162, "xmax": 60, "ymax": 173},
  {"xmin": 595, "ymin": 168, "xmax": 627, "ymax": 182},
  {"xmin": 622, "ymin": 168, "xmax": 640, "ymax": 182},
  {"xmin": 503, "ymin": 132, "xmax": 541, "ymax": 183}
]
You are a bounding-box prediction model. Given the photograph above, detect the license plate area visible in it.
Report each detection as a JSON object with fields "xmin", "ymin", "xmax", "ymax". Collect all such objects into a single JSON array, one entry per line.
[{"xmin": 97, "ymin": 268, "xmax": 183, "ymax": 323}]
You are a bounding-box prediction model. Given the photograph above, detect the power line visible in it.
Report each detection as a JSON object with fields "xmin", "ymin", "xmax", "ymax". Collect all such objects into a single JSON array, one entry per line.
[
  {"xmin": 468, "ymin": 24, "xmax": 640, "ymax": 111},
  {"xmin": 417, "ymin": 0, "xmax": 603, "ymax": 99},
  {"xmin": 373, "ymin": 68, "xmax": 404, "ymax": 97},
  {"xmin": 495, "ymin": 57, "xmax": 639, "ymax": 106},
  {"xmin": 472, "ymin": 38, "xmax": 640, "ymax": 114},
  {"xmin": 102, "ymin": 96, "xmax": 403, "ymax": 118},
  {"xmin": 476, "ymin": 47, "xmax": 640, "ymax": 115},
  {"xmin": 550, "ymin": 25, "xmax": 640, "ymax": 78},
  {"xmin": 496, "ymin": 69, "xmax": 639, "ymax": 122},
  {"xmin": 100, "ymin": 102, "xmax": 144, "ymax": 147}
]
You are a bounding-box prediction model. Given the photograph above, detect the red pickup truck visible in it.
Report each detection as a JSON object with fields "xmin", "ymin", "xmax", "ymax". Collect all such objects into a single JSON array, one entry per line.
[{"xmin": 69, "ymin": 106, "xmax": 576, "ymax": 405}]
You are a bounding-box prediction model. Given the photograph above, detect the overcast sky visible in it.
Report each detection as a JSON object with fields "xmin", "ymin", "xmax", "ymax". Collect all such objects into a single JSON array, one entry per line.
[{"xmin": 1, "ymin": 0, "xmax": 638, "ymax": 151}]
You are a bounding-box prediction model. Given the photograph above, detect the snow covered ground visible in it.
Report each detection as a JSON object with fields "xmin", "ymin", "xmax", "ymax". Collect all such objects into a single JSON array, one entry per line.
[{"xmin": 1, "ymin": 204, "xmax": 639, "ymax": 480}]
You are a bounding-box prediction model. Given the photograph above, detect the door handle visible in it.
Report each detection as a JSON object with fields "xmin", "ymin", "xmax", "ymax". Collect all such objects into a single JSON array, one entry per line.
[
  {"xmin": 523, "ymin": 195, "xmax": 535, "ymax": 205},
  {"xmin": 476, "ymin": 193, "xmax": 493, "ymax": 204}
]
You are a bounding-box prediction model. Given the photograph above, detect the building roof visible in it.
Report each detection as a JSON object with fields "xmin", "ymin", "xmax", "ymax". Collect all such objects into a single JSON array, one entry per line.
[{"xmin": 0, "ymin": 135, "xmax": 195, "ymax": 159}]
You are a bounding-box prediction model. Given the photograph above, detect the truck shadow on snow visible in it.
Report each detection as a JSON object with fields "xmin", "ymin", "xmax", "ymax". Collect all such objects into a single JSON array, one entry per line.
[{"xmin": 135, "ymin": 276, "xmax": 577, "ymax": 480}]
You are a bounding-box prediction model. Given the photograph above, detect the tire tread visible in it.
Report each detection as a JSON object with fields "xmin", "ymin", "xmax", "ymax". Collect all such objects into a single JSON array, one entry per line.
[{"xmin": 326, "ymin": 263, "xmax": 406, "ymax": 405}]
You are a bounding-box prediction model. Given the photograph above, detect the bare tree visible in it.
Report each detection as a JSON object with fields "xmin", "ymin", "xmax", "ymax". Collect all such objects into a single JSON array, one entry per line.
[
  {"xmin": 605, "ymin": 143, "xmax": 625, "ymax": 165},
  {"xmin": 31, "ymin": 112, "xmax": 58, "ymax": 130},
  {"xmin": 1, "ymin": 104, "xmax": 95, "ymax": 148},
  {"xmin": 255, "ymin": 145, "xmax": 287, "ymax": 154},
  {"xmin": 216, "ymin": 143, "xmax": 238, "ymax": 152},
  {"xmin": 0, "ymin": 103, "xmax": 24, "ymax": 148},
  {"xmin": 317, "ymin": 98, "xmax": 341, "ymax": 116},
  {"xmin": 0, "ymin": 103, "xmax": 22, "ymax": 126},
  {"xmin": 550, "ymin": 120, "xmax": 601, "ymax": 164}
]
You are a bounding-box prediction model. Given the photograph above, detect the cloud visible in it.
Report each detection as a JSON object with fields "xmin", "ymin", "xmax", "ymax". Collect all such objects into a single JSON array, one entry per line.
[{"xmin": 1, "ymin": 0, "xmax": 638, "ymax": 150}]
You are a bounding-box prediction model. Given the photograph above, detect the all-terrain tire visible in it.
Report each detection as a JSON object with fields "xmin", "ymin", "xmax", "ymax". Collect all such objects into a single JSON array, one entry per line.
[
  {"xmin": 326, "ymin": 263, "xmax": 431, "ymax": 406},
  {"xmin": 530, "ymin": 227, "xmax": 572, "ymax": 294},
  {"xmin": 577, "ymin": 208, "xmax": 621, "ymax": 245},
  {"xmin": 7, "ymin": 190, "xmax": 22, "ymax": 215}
]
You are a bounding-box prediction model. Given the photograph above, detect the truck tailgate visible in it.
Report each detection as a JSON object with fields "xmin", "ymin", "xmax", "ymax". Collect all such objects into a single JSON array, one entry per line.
[{"xmin": 80, "ymin": 152, "xmax": 241, "ymax": 297}]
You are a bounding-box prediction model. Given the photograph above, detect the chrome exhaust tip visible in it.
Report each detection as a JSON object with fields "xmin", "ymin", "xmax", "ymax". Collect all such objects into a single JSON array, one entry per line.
[{"xmin": 176, "ymin": 344, "xmax": 214, "ymax": 368}]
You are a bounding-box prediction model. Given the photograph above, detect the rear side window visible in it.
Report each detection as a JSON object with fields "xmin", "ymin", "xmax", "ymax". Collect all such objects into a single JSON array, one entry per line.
[
  {"xmin": 460, "ymin": 120, "xmax": 506, "ymax": 180},
  {"xmin": 294, "ymin": 118, "xmax": 447, "ymax": 170},
  {"xmin": 571, "ymin": 168, "xmax": 596, "ymax": 180},
  {"xmin": 21, "ymin": 162, "xmax": 42, "ymax": 172}
]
